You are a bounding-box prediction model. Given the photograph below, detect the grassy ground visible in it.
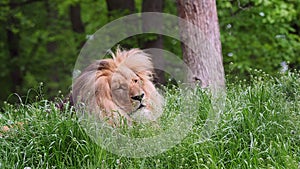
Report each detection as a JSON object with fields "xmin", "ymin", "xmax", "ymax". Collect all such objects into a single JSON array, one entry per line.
[{"xmin": 0, "ymin": 71, "xmax": 299, "ymax": 169}]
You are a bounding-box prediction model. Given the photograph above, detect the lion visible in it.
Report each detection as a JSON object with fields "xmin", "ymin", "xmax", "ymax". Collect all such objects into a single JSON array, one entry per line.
[{"xmin": 72, "ymin": 48, "xmax": 164, "ymax": 126}]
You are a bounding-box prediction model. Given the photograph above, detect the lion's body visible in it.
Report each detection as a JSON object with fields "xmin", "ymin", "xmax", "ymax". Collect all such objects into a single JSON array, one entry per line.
[{"xmin": 72, "ymin": 48, "xmax": 163, "ymax": 126}]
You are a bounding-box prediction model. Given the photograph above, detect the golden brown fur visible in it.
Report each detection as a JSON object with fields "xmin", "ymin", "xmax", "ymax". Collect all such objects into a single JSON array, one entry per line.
[{"xmin": 72, "ymin": 48, "xmax": 164, "ymax": 126}]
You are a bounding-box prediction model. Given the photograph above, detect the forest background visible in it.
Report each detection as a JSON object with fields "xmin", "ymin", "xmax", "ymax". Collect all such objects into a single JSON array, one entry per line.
[{"xmin": 0, "ymin": 0, "xmax": 299, "ymax": 103}]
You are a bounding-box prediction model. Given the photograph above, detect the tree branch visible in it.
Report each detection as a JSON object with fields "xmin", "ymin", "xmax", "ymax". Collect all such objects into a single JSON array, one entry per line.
[{"xmin": 231, "ymin": 2, "xmax": 254, "ymax": 16}]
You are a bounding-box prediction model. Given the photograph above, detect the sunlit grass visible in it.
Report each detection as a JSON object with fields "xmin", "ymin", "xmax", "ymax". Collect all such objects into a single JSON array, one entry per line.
[{"xmin": 0, "ymin": 71, "xmax": 299, "ymax": 168}]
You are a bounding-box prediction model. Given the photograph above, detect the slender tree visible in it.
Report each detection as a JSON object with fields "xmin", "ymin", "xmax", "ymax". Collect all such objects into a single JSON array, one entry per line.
[
  {"xmin": 6, "ymin": 0, "xmax": 22, "ymax": 93},
  {"xmin": 69, "ymin": 3, "xmax": 85, "ymax": 34},
  {"xmin": 105, "ymin": 0, "xmax": 135, "ymax": 49},
  {"xmin": 177, "ymin": 0, "xmax": 225, "ymax": 88},
  {"xmin": 69, "ymin": 2, "xmax": 85, "ymax": 49},
  {"xmin": 142, "ymin": 0, "xmax": 166, "ymax": 84},
  {"xmin": 106, "ymin": 0, "xmax": 135, "ymax": 17}
]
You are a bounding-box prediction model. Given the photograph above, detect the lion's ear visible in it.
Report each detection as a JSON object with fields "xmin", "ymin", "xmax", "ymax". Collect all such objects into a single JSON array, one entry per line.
[{"xmin": 98, "ymin": 61, "xmax": 110, "ymax": 70}]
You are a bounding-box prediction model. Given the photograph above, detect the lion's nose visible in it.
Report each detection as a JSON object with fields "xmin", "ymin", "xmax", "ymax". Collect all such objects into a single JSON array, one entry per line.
[{"xmin": 131, "ymin": 93, "xmax": 144, "ymax": 102}]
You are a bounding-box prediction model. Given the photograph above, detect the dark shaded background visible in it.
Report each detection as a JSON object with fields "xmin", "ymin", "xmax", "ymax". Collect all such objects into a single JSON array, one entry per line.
[{"xmin": 0, "ymin": 0, "xmax": 299, "ymax": 103}]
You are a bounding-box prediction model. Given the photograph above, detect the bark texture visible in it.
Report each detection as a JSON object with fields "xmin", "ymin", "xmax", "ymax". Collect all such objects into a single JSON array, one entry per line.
[{"xmin": 177, "ymin": 0, "xmax": 225, "ymax": 88}]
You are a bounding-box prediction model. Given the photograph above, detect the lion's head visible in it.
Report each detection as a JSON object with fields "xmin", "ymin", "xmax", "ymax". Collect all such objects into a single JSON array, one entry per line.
[{"xmin": 72, "ymin": 48, "xmax": 164, "ymax": 126}]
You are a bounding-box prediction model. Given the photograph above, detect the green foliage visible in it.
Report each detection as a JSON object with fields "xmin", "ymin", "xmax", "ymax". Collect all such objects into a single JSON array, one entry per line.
[
  {"xmin": 0, "ymin": 72, "xmax": 299, "ymax": 168},
  {"xmin": 0, "ymin": 0, "xmax": 300, "ymax": 102},
  {"xmin": 217, "ymin": 0, "xmax": 300, "ymax": 77},
  {"xmin": 0, "ymin": 0, "xmax": 109, "ymax": 102}
]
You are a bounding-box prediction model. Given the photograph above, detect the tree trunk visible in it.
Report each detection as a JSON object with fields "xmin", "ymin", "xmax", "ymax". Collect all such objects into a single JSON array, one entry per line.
[
  {"xmin": 105, "ymin": 0, "xmax": 135, "ymax": 48},
  {"xmin": 177, "ymin": 0, "xmax": 225, "ymax": 88},
  {"xmin": 106, "ymin": 0, "xmax": 135, "ymax": 17},
  {"xmin": 69, "ymin": 3, "xmax": 85, "ymax": 34},
  {"xmin": 69, "ymin": 2, "xmax": 85, "ymax": 49},
  {"xmin": 142, "ymin": 0, "xmax": 166, "ymax": 85},
  {"xmin": 6, "ymin": 0, "xmax": 22, "ymax": 93}
]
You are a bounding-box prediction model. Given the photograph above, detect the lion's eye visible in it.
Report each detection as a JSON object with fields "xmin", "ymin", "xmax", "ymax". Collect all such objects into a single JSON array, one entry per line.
[{"xmin": 133, "ymin": 79, "xmax": 138, "ymax": 83}]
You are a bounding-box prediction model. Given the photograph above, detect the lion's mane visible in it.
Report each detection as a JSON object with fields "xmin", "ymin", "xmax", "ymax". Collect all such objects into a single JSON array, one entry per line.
[{"xmin": 72, "ymin": 48, "xmax": 163, "ymax": 126}]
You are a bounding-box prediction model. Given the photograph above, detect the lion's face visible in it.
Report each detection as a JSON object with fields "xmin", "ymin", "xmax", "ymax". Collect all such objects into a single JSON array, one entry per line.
[
  {"xmin": 111, "ymin": 66, "xmax": 146, "ymax": 113},
  {"xmin": 72, "ymin": 48, "xmax": 164, "ymax": 126}
]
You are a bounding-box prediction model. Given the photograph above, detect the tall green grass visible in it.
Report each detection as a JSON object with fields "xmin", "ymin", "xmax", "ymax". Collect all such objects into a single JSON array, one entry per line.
[{"xmin": 0, "ymin": 72, "xmax": 299, "ymax": 168}]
